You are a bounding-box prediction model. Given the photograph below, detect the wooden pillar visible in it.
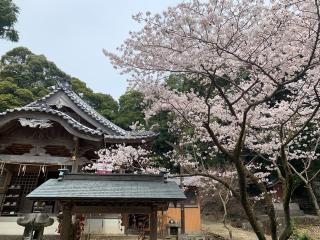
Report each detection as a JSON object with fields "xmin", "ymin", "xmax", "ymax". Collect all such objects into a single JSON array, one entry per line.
[
  {"xmin": 150, "ymin": 205, "xmax": 158, "ymax": 240},
  {"xmin": 180, "ymin": 165, "xmax": 186, "ymax": 234},
  {"xmin": 61, "ymin": 203, "xmax": 72, "ymax": 240},
  {"xmin": 71, "ymin": 137, "xmax": 79, "ymax": 173},
  {"xmin": 181, "ymin": 204, "xmax": 185, "ymax": 234}
]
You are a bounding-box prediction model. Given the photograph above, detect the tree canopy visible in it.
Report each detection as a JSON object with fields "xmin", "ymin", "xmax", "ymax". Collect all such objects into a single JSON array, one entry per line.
[
  {"xmin": 0, "ymin": 47, "xmax": 119, "ymax": 120},
  {"xmin": 0, "ymin": 0, "xmax": 19, "ymax": 42},
  {"xmin": 115, "ymin": 90, "xmax": 145, "ymax": 129},
  {"xmin": 0, "ymin": 47, "xmax": 69, "ymax": 111},
  {"xmin": 70, "ymin": 78, "xmax": 118, "ymax": 121}
]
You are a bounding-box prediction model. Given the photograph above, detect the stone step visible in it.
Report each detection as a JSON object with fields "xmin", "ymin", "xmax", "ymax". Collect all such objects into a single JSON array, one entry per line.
[
  {"xmin": 83, "ymin": 234, "xmax": 144, "ymax": 240},
  {"xmin": 0, "ymin": 235, "xmax": 144, "ymax": 240},
  {"xmin": 0, "ymin": 236, "xmax": 56, "ymax": 240}
]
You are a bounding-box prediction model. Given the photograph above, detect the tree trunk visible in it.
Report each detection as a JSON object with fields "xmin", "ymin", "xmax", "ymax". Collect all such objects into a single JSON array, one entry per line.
[
  {"xmin": 279, "ymin": 146, "xmax": 294, "ymax": 240},
  {"xmin": 279, "ymin": 181, "xmax": 293, "ymax": 240},
  {"xmin": 306, "ymin": 183, "xmax": 320, "ymax": 217},
  {"xmin": 219, "ymin": 191, "xmax": 232, "ymax": 239},
  {"xmin": 266, "ymin": 199, "xmax": 278, "ymax": 240},
  {"xmin": 235, "ymin": 161, "xmax": 266, "ymax": 240},
  {"xmin": 245, "ymin": 170, "xmax": 278, "ymax": 240}
]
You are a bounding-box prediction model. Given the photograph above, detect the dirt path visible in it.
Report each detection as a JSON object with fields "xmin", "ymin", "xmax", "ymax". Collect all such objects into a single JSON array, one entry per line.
[{"xmin": 202, "ymin": 219, "xmax": 266, "ymax": 240}]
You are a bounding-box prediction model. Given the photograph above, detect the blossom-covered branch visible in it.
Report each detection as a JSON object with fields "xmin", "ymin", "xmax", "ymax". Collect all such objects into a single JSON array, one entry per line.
[{"xmin": 105, "ymin": 1, "xmax": 320, "ymax": 239}]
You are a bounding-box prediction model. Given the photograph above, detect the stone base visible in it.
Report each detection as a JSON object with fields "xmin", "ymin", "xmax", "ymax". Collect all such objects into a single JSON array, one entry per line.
[
  {"xmin": 273, "ymin": 203, "xmax": 304, "ymax": 217},
  {"xmin": 83, "ymin": 235, "xmax": 144, "ymax": 240},
  {"xmin": 179, "ymin": 233, "xmax": 224, "ymax": 240}
]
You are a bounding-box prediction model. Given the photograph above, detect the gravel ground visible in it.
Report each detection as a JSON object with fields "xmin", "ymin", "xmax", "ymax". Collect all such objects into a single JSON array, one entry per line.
[
  {"xmin": 203, "ymin": 218, "xmax": 320, "ymax": 240},
  {"xmin": 201, "ymin": 219, "xmax": 269, "ymax": 240},
  {"xmin": 293, "ymin": 224, "xmax": 320, "ymax": 240}
]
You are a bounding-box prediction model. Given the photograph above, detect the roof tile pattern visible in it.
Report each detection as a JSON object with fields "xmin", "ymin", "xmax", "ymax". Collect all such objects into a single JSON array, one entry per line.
[{"xmin": 27, "ymin": 174, "xmax": 186, "ymax": 201}]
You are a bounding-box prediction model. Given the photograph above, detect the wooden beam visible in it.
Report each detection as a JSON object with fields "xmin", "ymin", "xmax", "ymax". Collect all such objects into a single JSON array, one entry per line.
[
  {"xmin": 181, "ymin": 202, "xmax": 186, "ymax": 234},
  {"xmin": 0, "ymin": 154, "xmax": 73, "ymax": 165},
  {"xmin": 180, "ymin": 165, "xmax": 186, "ymax": 234},
  {"xmin": 0, "ymin": 137, "xmax": 74, "ymax": 149},
  {"xmin": 73, "ymin": 205, "xmax": 152, "ymax": 214}
]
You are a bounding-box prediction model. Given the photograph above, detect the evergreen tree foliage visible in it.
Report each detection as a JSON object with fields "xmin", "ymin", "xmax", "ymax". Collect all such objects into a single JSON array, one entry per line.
[
  {"xmin": 70, "ymin": 78, "xmax": 118, "ymax": 120},
  {"xmin": 0, "ymin": 0, "xmax": 19, "ymax": 42},
  {"xmin": 115, "ymin": 90, "xmax": 145, "ymax": 129},
  {"xmin": 0, "ymin": 47, "xmax": 118, "ymax": 120}
]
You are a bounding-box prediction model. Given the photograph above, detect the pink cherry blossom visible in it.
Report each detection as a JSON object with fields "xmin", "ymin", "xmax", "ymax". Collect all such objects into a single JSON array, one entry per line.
[{"xmin": 105, "ymin": 1, "xmax": 320, "ymax": 239}]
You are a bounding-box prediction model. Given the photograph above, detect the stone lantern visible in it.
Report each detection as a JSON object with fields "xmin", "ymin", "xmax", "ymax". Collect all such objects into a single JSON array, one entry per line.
[{"xmin": 17, "ymin": 202, "xmax": 54, "ymax": 240}]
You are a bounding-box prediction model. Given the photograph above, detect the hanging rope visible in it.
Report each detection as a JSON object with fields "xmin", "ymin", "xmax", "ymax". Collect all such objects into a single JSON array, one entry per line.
[
  {"xmin": 38, "ymin": 165, "xmax": 42, "ymax": 177},
  {"xmin": 41, "ymin": 165, "xmax": 46, "ymax": 176},
  {"xmin": 22, "ymin": 165, "xmax": 26, "ymax": 176},
  {"xmin": 37, "ymin": 165, "xmax": 47, "ymax": 177},
  {"xmin": 0, "ymin": 161, "xmax": 5, "ymax": 175},
  {"xmin": 18, "ymin": 164, "xmax": 22, "ymax": 176}
]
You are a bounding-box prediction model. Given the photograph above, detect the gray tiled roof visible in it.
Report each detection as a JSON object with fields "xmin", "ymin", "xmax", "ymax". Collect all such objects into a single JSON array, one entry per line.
[
  {"xmin": 26, "ymin": 86, "xmax": 158, "ymax": 140},
  {"xmin": 27, "ymin": 86, "xmax": 127, "ymax": 135},
  {"xmin": 27, "ymin": 174, "xmax": 186, "ymax": 201}
]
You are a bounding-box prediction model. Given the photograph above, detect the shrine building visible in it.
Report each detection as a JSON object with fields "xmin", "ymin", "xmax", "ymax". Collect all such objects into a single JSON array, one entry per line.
[
  {"xmin": 0, "ymin": 82, "xmax": 201, "ymax": 239},
  {"xmin": 0, "ymin": 82, "xmax": 157, "ymax": 216}
]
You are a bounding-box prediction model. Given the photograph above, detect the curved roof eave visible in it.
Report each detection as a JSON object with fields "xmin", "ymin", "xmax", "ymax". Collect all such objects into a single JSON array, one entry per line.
[{"xmin": 0, "ymin": 107, "xmax": 104, "ymax": 142}]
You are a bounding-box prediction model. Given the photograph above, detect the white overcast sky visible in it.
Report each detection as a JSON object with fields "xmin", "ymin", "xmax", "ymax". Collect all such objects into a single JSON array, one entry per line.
[{"xmin": 0, "ymin": 0, "xmax": 180, "ymax": 99}]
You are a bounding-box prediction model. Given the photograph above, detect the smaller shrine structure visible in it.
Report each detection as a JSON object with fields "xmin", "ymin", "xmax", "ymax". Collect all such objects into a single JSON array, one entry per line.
[{"xmin": 27, "ymin": 172, "xmax": 186, "ymax": 240}]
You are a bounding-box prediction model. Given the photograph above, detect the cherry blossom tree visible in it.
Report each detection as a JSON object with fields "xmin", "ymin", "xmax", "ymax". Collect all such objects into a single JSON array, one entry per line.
[
  {"xmin": 82, "ymin": 144, "xmax": 160, "ymax": 174},
  {"xmin": 104, "ymin": 1, "xmax": 320, "ymax": 239}
]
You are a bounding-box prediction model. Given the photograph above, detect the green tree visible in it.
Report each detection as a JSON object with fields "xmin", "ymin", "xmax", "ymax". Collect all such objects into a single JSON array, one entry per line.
[
  {"xmin": 114, "ymin": 89, "xmax": 180, "ymax": 169},
  {"xmin": 0, "ymin": 77, "xmax": 17, "ymax": 93},
  {"xmin": 14, "ymin": 88, "xmax": 34, "ymax": 104},
  {"xmin": 0, "ymin": 93, "xmax": 21, "ymax": 111},
  {"xmin": 115, "ymin": 90, "xmax": 145, "ymax": 129},
  {"xmin": 0, "ymin": 0, "xmax": 19, "ymax": 42},
  {"xmin": 0, "ymin": 77, "xmax": 22, "ymax": 110},
  {"xmin": 71, "ymin": 78, "xmax": 118, "ymax": 121},
  {"xmin": 0, "ymin": 47, "xmax": 119, "ymax": 120},
  {"xmin": 1, "ymin": 47, "xmax": 69, "ymax": 92}
]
